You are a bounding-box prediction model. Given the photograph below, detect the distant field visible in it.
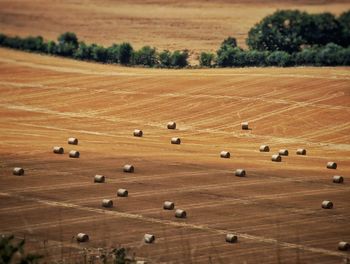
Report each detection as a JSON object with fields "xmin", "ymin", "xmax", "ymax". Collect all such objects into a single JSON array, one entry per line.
[
  {"xmin": 0, "ymin": 48, "xmax": 349, "ymax": 263},
  {"xmin": 0, "ymin": 0, "xmax": 349, "ymax": 61}
]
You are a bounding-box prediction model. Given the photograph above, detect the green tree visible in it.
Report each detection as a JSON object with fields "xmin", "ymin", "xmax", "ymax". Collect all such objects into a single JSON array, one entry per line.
[
  {"xmin": 90, "ymin": 44, "xmax": 108, "ymax": 62},
  {"xmin": 220, "ymin": 37, "xmax": 237, "ymax": 49},
  {"xmin": 133, "ymin": 46, "xmax": 158, "ymax": 67},
  {"xmin": 338, "ymin": 10, "xmax": 350, "ymax": 46},
  {"xmin": 106, "ymin": 44, "xmax": 119, "ymax": 63},
  {"xmin": 118, "ymin": 42, "xmax": 133, "ymax": 65},
  {"xmin": 266, "ymin": 51, "xmax": 292, "ymax": 66},
  {"xmin": 315, "ymin": 43, "xmax": 343, "ymax": 66},
  {"xmin": 46, "ymin": 40, "xmax": 58, "ymax": 54},
  {"xmin": 158, "ymin": 50, "xmax": 172, "ymax": 67},
  {"xmin": 170, "ymin": 50, "xmax": 189, "ymax": 68},
  {"xmin": 57, "ymin": 32, "xmax": 79, "ymax": 48},
  {"xmin": 199, "ymin": 52, "xmax": 215, "ymax": 67}
]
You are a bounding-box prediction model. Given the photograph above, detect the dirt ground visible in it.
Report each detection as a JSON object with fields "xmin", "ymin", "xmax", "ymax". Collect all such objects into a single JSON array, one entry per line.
[
  {"xmin": 0, "ymin": 48, "xmax": 349, "ymax": 263},
  {"xmin": 0, "ymin": 0, "xmax": 349, "ymax": 60}
]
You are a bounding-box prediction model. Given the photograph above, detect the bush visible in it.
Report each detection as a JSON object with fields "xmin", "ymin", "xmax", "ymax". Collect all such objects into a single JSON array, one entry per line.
[
  {"xmin": 57, "ymin": 32, "xmax": 78, "ymax": 48},
  {"xmin": 46, "ymin": 40, "xmax": 58, "ymax": 55},
  {"xmin": 315, "ymin": 43, "xmax": 343, "ymax": 66},
  {"xmin": 106, "ymin": 44, "xmax": 119, "ymax": 63},
  {"xmin": 220, "ymin": 37, "xmax": 237, "ymax": 49},
  {"xmin": 216, "ymin": 45, "xmax": 244, "ymax": 67},
  {"xmin": 90, "ymin": 44, "xmax": 108, "ymax": 62},
  {"xmin": 133, "ymin": 46, "xmax": 158, "ymax": 67},
  {"xmin": 199, "ymin": 52, "xmax": 215, "ymax": 67},
  {"xmin": 266, "ymin": 51, "xmax": 292, "ymax": 66},
  {"xmin": 338, "ymin": 10, "xmax": 350, "ymax": 46},
  {"xmin": 170, "ymin": 50, "xmax": 189, "ymax": 68},
  {"xmin": 21, "ymin": 36, "xmax": 46, "ymax": 52},
  {"xmin": 244, "ymin": 50, "xmax": 269, "ymax": 66},
  {"xmin": 158, "ymin": 50, "xmax": 172, "ymax": 67},
  {"xmin": 118, "ymin": 42, "xmax": 133, "ymax": 65},
  {"xmin": 294, "ymin": 47, "xmax": 319, "ymax": 65}
]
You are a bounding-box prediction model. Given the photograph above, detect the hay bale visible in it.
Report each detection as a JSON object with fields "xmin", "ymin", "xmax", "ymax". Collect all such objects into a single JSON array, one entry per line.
[
  {"xmin": 69, "ymin": 150, "xmax": 80, "ymax": 158},
  {"xmin": 163, "ymin": 201, "xmax": 175, "ymax": 210},
  {"xmin": 271, "ymin": 154, "xmax": 282, "ymax": 162},
  {"xmin": 123, "ymin": 164, "xmax": 134, "ymax": 173},
  {"xmin": 167, "ymin": 121, "xmax": 176, "ymax": 129},
  {"xmin": 175, "ymin": 209, "xmax": 186, "ymax": 218},
  {"xmin": 225, "ymin": 234, "xmax": 238, "ymax": 243},
  {"xmin": 171, "ymin": 137, "xmax": 181, "ymax": 144},
  {"xmin": 278, "ymin": 149, "xmax": 289, "ymax": 156},
  {"xmin": 53, "ymin": 146, "xmax": 64, "ymax": 154},
  {"xmin": 144, "ymin": 234, "xmax": 155, "ymax": 244},
  {"xmin": 259, "ymin": 145, "xmax": 270, "ymax": 152},
  {"xmin": 235, "ymin": 169, "xmax": 246, "ymax": 177},
  {"xmin": 133, "ymin": 129, "xmax": 143, "ymax": 137},
  {"xmin": 327, "ymin": 162, "xmax": 337, "ymax": 169},
  {"xmin": 136, "ymin": 261, "xmax": 147, "ymax": 264},
  {"xmin": 241, "ymin": 122, "xmax": 249, "ymax": 130},
  {"xmin": 13, "ymin": 167, "xmax": 24, "ymax": 176},
  {"xmin": 117, "ymin": 188, "xmax": 128, "ymax": 197},
  {"xmin": 296, "ymin": 148, "xmax": 306, "ymax": 155},
  {"xmin": 102, "ymin": 199, "xmax": 113, "ymax": 208},
  {"xmin": 68, "ymin": 137, "xmax": 78, "ymax": 145},
  {"xmin": 338, "ymin": 241, "xmax": 350, "ymax": 251},
  {"xmin": 220, "ymin": 151, "xmax": 230, "ymax": 158},
  {"xmin": 333, "ymin": 175, "xmax": 344, "ymax": 184},
  {"xmin": 94, "ymin": 175, "xmax": 105, "ymax": 183},
  {"xmin": 321, "ymin": 200, "xmax": 333, "ymax": 209},
  {"xmin": 76, "ymin": 233, "xmax": 89, "ymax": 243}
]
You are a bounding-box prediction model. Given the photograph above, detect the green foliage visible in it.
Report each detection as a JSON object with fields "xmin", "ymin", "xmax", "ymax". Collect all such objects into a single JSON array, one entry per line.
[
  {"xmin": 106, "ymin": 44, "xmax": 119, "ymax": 63},
  {"xmin": 170, "ymin": 50, "xmax": 189, "ymax": 68},
  {"xmin": 220, "ymin": 37, "xmax": 237, "ymax": 49},
  {"xmin": 46, "ymin": 40, "xmax": 58, "ymax": 54},
  {"xmin": 216, "ymin": 45, "xmax": 243, "ymax": 67},
  {"xmin": 57, "ymin": 32, "xmax": 78, "ymax": 48},
  {"xmin": 0, "ymin": 234, "xmax": 42, "ymax": 264},
  {"xmin": 243, "ymin": 50, "xmax": 269, "ymax": 66},
  {"xmin": 266, "ymin": 51, "xmax": 292, "ymax": 66},
  {"xmin": 294, "ymin": 47, "xmax": 319, "ymax": 65},
  {"xmin": 118, "ymin": 42, "xmax": 133, "ymax": 65},
  {"xmin": 73, "ymin": 41, "xmax": 92, "ymax": 60},
  {"xmin": 133, "ymin": 46, "xmax": 158, "ymax": 67},
  {"xmin": 199, "ymin": 52, "xmax": 215, "ymax": 67},
  {"xmin": 158, "ymin": 50, "xmax": 172, "ymax": 67},
  {"xmin": 90, "ymin": 44, "xmax": 108, "ymax": 62},
  {"xmin": 338, "ymin": 11, "xmax": 350, "ymax": 46},
  {"xmin": 315, "ymin": 43, "xmax": 343, "ymax": 66}
]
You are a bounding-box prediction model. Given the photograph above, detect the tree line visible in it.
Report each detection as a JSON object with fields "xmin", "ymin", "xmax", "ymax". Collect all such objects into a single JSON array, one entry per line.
[{"xmin": 0, "ymin": 9, "xmax": 349, "ymax": 68}]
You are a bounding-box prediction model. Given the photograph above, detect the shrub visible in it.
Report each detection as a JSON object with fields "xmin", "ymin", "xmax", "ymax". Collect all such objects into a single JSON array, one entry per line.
[
  {"xmin": 199, "ymin": 52, "xmax": 215, "ymax": 67},
  {"xmin": 57, "ymin": 32, "xmax": 79, "ymax": 48},
  {"xmin": 244, "ymin": 50, "xmax": 269, "ymax": 66},
  {"xmin": 338, "ymin": 10, "xmax": 350, "ymax": 46},
  {"xmin": 90, "ymin": 44, "xmax": 108, "ymax": 62},
  {"xmin": 170, "ymin": 50, "xmax": 189, "ymax": 68},
  {"xmin": 47, "ymin": 40, "xmax": 58, "ymax": 55},
  {"xmin": 133, "ymin": 46, "xmax": 158, "ymax": 67},
  {"xmin": 294, "ymin": 47, "xmax": 319, "ymax": 65},
  {"xmin": 118, "ymin": 42, "xmax": 133, "ymax": 65},
  {"xmin": 73, "ymin": 41, "xmax": 92, "ymax": 60},
  {"xmin": 315, "ymin": 43, "xmax": 343, "ymax": 66},
  {"xmin": 158, "ymin": 50, "xmax": 172, "ymax": 67},
  {"xmin": 220, "ymin": 37, "xmax": 237, "ymax": 49},
  {"xmin": 216, "ymin": 45, "xmax": 243, "ymax": 67},
  {"xmin": 266, "ymin": 51, "xmax": 292, "ymax": 66},
  {"xmin": 21, "ymin": 36, "xmax": 46, "ymax": 52},
  {"xmin": 106, "ymin": 44, "xmax": 119, "ymax": 63}
]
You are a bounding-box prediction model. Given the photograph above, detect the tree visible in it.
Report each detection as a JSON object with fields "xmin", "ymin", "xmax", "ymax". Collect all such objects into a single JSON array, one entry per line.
[
  {"xmin": 46, "ymin": 40, "xmax": 58, "ymax": 54},
  {"xmin": 133, "ymin": 46, "xmax": 158, "ymax": 67},
  {"xmin": 220, "ymin": 37, "xmax": 237, "ymax": 49},
  {"xmin": 338, "ymin": 10, "xmax": 350, "ymax": 46},
  {"xmin": 118, "ymin": 42, "xmax": 133, "ymax": 65},
  {"xmin": 266, "ymin": 51, "xmax": 292, "ymax": 66},
  {"xmin": 106, "ymin": 44, "xmax": 119, "ymax": 63},
  {"xmin": 294, "ymin": 47, "xmax": 318, "ymax": 65},
  {"xmin": 90, "ymin": 44, "xmax": 108, "ymax": 62},
  {"xmin": 199, "ymin": 52, "xmax": 215, "ymax": 67},
  {"xmin": 216, "ymin": 45, "xmax": 243, "ymax": 67},
  {"xmin": 315, "ymin": 43, "xmax": 343, "ymax": 66},
  {"xmin": 21, "ymin": 36, "xmax": 45, "ymax": 52},
  {"xmin": 244, "ymin": 50, "xmax": 269, "ymax": 66},
  {"xmin": 158, "ymin": 50, "xmax": 171, "ymax": 67},
  {"xmin": 170, "ymin": 50, "xmax": 189, "ymax": 68},
  {"xmin": 57, "ymin": 32, "xmax": 79, "ymax": 48}
]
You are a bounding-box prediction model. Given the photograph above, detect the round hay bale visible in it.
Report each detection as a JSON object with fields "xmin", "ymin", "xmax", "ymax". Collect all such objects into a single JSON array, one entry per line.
[
  {"xmin": 259, "ymin": 145, "xmax": 270, "ymax": 152},
  {"xmin": 13, "ymin": 167, "xmax": 24, "ymax": 176},
  {"xmin": 163, "ymin": 201, "xmax": 175, "ymax": 210},
  {"xmin": 338, "ymin": 241, "xmax": 350, "ymax": 251},
  {"xmin": 278, "ymin": 149, "xmax": 289, "ymax": 156},
  {"xmin": 136, "ymin": 261, "xmax": 147, "ymax": 264},
  {"xmin": 68, "ymin": 137, "xmax": 78, "ymax": 145},
  {"xmin": 296, "ymin": 148, "xmax": 306, "ymax": 155},
  {"xmin": 76, "ymin": 233, "xmax": 89, "ymax": 243},
  {"xmin": 271, "ymin": 154, "xmax": 282, "ymax": 162},
  {"xmin": 321, "ymin": 200, "xmax": 333, "ymax": 209},
  {"xmin": 69, "ymin": 150, "xmax": 80, "ymax": 158},
  {"xmin": 117, "ymin": 188, "xmax": 128, "ymax": 197},
  {"xmin": 225, "ymin": 234, "xmax": 238, "ymax": 243},
  {"xmin": 171, "ymin": 137, "xmax": 181, "ymax": 145},
  {"xmin": 175, "ymin": 209, "xmax": 186, "ymax": 218},
  {"xmin": 133, "ymin": 129, "xmax": 143, "ymax": 137},
  {"xmin": 241, "ymin": 122, "xmax": 249, "ymax": 130},
  {"xmin": 235, "ymin": 169, "xmax": 246, "ymax": 177},
  {"xmin": 327, "ymin": 162, "xmax": 337, "ymax": 169},
  {"xmin": 102, "ymin": 199, "xmax": 113, "ymax": 208},
  {"xmin": 144, "ymin": 234, "xmax": 155, "ymax": 244},
  {"xmin": 123, "ymin": 164, "xmax": 134, "ymax": 173},
  {"xmin": 220, "ymin": 151, "xmax": 230, "ymax": 158},
  {"xmin": 94, "ymin": 175, "xmax": 105, "ymax": 183},
  {"xmin": 167, "ymin": 121, "xmax": 176, "ymax": 129},
  {"xmin": 53, "ymin": 146, "xmax": 64, "ymax": 154},
  {"xmin": 332, "ymin": 175, "xmax": 344, "ymax": 184}
]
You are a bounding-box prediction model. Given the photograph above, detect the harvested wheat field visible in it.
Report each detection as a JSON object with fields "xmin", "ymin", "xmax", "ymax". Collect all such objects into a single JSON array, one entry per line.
[{"xmin": 0, "ymin": 47, "xmax": 349, "ymax": 263}]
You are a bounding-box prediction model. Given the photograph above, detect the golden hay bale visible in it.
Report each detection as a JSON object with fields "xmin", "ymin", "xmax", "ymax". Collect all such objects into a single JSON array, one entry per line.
[
  {"xmin": 53, "ymin": 146, "xmax": 64, "ymax": 154},
  {"xmin": 144, "ymin": 234, "xmax": 155, "ymax": 244},
  {"xmin": 241, "ymin": 122, "xmax": 249, "ymax": 130},
  {"xmin": 259, "ymin": 145, "xmax": 270, "ymax": 152},
  {"xmin": 69, "ymin": 150, "xmax": 80, "ymax": 158},
  {"xmin": 123, "ymin": 164, "xmax": 134, "ymax": 173},
  {"xmin": 171, "ymin": 137, "xmax": 181, "ymax": 144},
  {"xmin": 13, "ymin": 167, "xmax": 24, "ymax": 176},
  {"xmin": 271, "ymin": 154, "xmax": 282, "ymax": 162},
  {"xmin": 321, "ymin": 200, "xmax": 333, "ymax": 209},
  {"xmin": 296, "ymin": 148, "xmax": 306, "ymax": 155},
  {"xmin": 167, "ymin": 122, "xmax": 176, "ymax": 129},
  {"xmin": 225, "ymin": 234, "xmax": 238, "ymax": 243},
  {"xmin": 163, "ymin": 201, "xmax": 175, "ymax": 210},
  {"xmin": 338, "ymin": 241, "xmax": 350, "ymax": 251},
  {"xmin": 117, "ymin": 189, "xmax": 128, "ymax": 197},
  {"xmin": 235, "ymin": 169, "xmax": 246, "ymax": 177},
  {"xmin": 175, "ymin": 209, "xmax": 186, "ymax": 218},
  {"xmin": 102, "ymin": 199, "xmax": 113, "ymax": 208},
  {"xmin": 278, "ymin": 149, "xmax": 289, "ymax": 156},
  {"xmin": 327, "ymin": 162, "xmax": 337, "ymax": 169},
  {"xmin": 220, "ymin": 151, "xmax": 230, "ymax": 158},
  {"xmin": 76, "ymin": 233, "xmax": 89, "ymax": 242},
  {"xmin": 332, "ymin": 175, "xmax": 344, "ymax": 184},
  {"xmin": 94, "ymin": 175, "xmax": 105, "ymax": 183},
  {"xmin": 68, "ymin": 137, "xmax": 78, "ymax": 145},
  {"xmin": 133, "ymin": 129, "xmax": 143, "ymax": 137}
]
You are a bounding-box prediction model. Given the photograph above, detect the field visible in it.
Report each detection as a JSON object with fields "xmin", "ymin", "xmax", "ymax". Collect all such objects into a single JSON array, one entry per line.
[{"xmin": 0, "ymin": 47, "xmax": 349, "ymax": 263}]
